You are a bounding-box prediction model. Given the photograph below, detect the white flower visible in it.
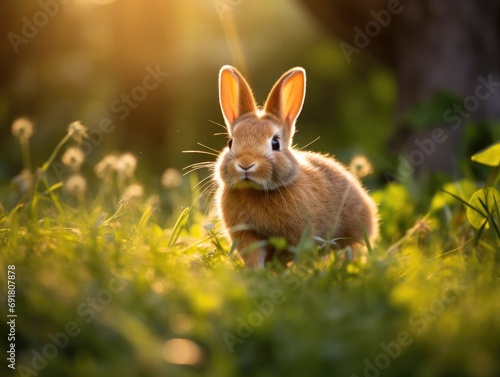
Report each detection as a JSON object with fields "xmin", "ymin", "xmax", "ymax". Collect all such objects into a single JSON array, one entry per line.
[
  {"xmin": 161, "ymin": 168, "xmax": 182, "ymax": 189},
  {"xmin": 67, "ymin": 121, "xmax": 88, "ymax": 143},
  {"xmin": 11, "ymin": 118, "xmax": 34, "ymax": 141},
  {"xmin": 349, "ymin": 155, "xmax": 373, "ymax": 179},
  {"xmin": 114, "ymin": 153, "xmax": 137, "ymax": 178},
  {"xmin": 64, "ymin": 174, "xmax": 87, "ymax": 197},
  {"xmin": 95, "ymin": 155, "xmax": 118, "ymax": 179},
  {"xmin": 61, "ymin": 147, "xmax": 85, "ymax": 170}
]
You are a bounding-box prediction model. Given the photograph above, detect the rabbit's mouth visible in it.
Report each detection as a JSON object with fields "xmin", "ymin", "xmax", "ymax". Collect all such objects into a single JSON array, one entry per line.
[{"xmin": 232, "ymin": 178, "xmax": 265, "ymax": 191}]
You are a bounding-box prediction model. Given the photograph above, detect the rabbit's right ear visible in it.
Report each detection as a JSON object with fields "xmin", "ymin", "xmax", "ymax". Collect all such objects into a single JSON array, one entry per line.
[{"xmin": 219, "ymin": 65, "xmax": 257, "ymax": 129}]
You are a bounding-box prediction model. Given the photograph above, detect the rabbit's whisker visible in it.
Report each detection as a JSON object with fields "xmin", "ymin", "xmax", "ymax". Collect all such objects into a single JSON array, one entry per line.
[
  {"xmin": 197, "ymin": 142, "xmax": 220, "ymax": 154},
  {"xmin": 298, "ymin": 136, "xmax": 321, "ymax": 150},
  {"xmin": 208, "ymin": 119, "xmax": 227, "ymax": 130},
  {"xmin": 183, "ymin": 150, "xmax": 219, "ymax": 157}
]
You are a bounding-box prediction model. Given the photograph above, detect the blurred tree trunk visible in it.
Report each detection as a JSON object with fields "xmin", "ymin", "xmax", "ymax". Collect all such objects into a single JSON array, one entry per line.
[
  {"xmin": 299, "ymin": 0, "xmax": 396, "ymax": 67},
  {"xmin": 394, "ymin": 0, "xmax": 500, "ymax": 118},
  {"xmin": 300, "ymin": 0, "xmax": 500, "ymax": 175}
]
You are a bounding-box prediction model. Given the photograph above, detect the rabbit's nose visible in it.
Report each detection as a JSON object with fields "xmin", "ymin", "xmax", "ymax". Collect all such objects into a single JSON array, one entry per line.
[{"xmin": 237, "ymin": 163, "xmax": 256, "ymax": 171}]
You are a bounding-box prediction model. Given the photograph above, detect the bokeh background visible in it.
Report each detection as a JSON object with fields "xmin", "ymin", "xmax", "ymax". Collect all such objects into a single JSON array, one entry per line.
[
  {"xmin": 1, "ymin": 0, "xmax": 499, "ymax": 190},
  {"xmin": 2, "ymin": 3, "xmax": 500, "ymax": 377}
]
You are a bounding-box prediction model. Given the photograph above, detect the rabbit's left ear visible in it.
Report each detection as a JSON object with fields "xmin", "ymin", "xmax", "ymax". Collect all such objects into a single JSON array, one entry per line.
[
  {"xmin": 219, "ymin": 65, "xmax": 257, "ymax": 129},
  {"xmin": 264, "ymin": 67, "xmax": 306, "ymax": 128}
]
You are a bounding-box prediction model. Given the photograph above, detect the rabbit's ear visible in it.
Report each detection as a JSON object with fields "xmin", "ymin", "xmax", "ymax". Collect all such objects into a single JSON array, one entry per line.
[
  {"xmin": 219, "ymin": 65, "xmax": 257, "ymax": 129},
  {"xmin": 264, "ymin": 68, "xmax": 306, "ymax": 127}
]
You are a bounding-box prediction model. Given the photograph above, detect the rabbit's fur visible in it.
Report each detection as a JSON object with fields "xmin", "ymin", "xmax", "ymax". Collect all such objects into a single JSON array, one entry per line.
[{"xmin": 215, "ymin": 65, "xmax": 379, "ymax": 268}]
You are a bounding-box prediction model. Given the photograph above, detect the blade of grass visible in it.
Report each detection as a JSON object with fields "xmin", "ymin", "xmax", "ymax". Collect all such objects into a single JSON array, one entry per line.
[
  {"xmin": 491, "ymin": 196, "xmax": 500, "ymax": 241},
  {"xmin": 441, "ymin": 189, "xmax": 487, "ymax": 217},
  {"xmin": 361, "ymin": 224, "xmax": 374, "ymax": 255},
  {"xmin": 478, "ymin": 194, "xmax": 500, "ymax": 240},
  {"xmin": 43, "ymin": 181, "xmax": 63, "ymax": 195},
  {"xmin": 41, "ymin": 133, "xmax": 72, "ymax": 172},
  {"xmin": 167, "ymin": 207, "xmax": 190, "ymax": 251},
  {"xmin": 137, "ymin": 205, "xmax": 153, "ymax": 235},
  {"xmin": 474, "ymin": 219, "xmax": 488, "ymax": 247},
  {"xmin": 489, "ymin": 195, "xmax": 500, "ymax": 240}
]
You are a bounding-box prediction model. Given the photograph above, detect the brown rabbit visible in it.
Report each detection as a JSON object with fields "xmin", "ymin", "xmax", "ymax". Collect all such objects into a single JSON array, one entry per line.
[{"xmin": 214, "ymin": 65, "xmax": 379, "ymax": 268}]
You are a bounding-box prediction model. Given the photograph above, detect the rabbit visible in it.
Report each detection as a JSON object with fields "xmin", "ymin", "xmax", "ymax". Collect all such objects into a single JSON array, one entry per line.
[{"xmin": 214, "ymin": 65, "xmax": 379, "ymax": 268}]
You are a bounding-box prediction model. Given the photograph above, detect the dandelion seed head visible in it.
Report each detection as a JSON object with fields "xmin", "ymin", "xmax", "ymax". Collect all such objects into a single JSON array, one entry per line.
[
  {"xmin": 11, "ymin": 118, "xmax": 34, "ymax": 141},
  {"xmin": 61, "ymin": 147, "xmax": 85, "ymax": 170},
  {"xmin": 67, "ymin": 121, "xmax": 88, "ymax": 143},
  {"xmin": 162, "ymin": 168, "xmax": 183, "ymax": 189},
  {"xmin": 114, "ymin": 153, "xmax": 137, "ymax": 178},
  {"xmin": 64, "ymin": 174, "xmax": 87, "ymax": 197},
  {"xmin": 12, "ymin": 169, "xmax": 33, "ymax": 193},
  {"xmin": 95, "ymin": 155, "xmax": 118, "ymax": 179},
  {"xmin": 123, "ymin": 183, "xmax": 144, "ymax": 200},
  {"xmin": 349, "ymin": 155, "xmax": 373, "ymax": 179}
]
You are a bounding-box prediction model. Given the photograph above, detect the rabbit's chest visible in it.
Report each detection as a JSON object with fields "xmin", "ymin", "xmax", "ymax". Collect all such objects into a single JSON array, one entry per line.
[{"xmin": 222, "ymin": 187, "xmax": 305, "ymax": 240}]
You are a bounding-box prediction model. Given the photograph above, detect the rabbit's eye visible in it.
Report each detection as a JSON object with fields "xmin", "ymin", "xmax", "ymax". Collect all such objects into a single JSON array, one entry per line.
[
  {"xmin": 227, "ymin": 139, "xmax": 233, "ymax": 149},
  {"xmin": 271, "ymin": 136, "xmax": 280, "ymax": 151}
]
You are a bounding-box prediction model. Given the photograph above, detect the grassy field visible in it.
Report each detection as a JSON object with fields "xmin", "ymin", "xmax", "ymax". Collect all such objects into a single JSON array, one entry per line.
[{"xmin": 1, "ymin": 123, "xmax": 500, "ymax": 377}]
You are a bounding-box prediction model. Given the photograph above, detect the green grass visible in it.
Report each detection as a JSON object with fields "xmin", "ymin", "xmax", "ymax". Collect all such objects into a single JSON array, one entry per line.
[{"xmin": 1, "ymin": 127, "xmax": 500, "ymax": 377}]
